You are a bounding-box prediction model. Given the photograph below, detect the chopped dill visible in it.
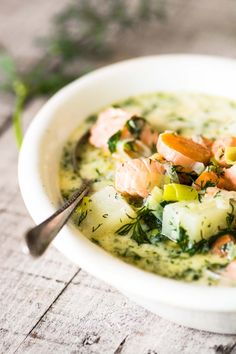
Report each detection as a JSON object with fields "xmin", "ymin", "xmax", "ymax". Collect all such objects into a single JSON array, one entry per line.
[
  {"xmin": 92, "ymin": 223, "xmax": 103, "ymax": 232},
  {"xmin": 226, "ymin": 201, "xmax": 235, "ymax": 228},
  {"xmin": 116, "ymin": 207, "xmax": 164, "ymax": 245}
]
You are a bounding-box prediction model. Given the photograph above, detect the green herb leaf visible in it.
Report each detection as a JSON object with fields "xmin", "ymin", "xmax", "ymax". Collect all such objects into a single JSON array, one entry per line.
[
  {"xmin": 226, "ymin": 201, "xmax": 235, "ymax": 228},
  {"xmin": 125, "ymin": 116, "xmax": 146, "ymax": 139},
  {"xmin": 123, "ymin": 140, "xmax": 137, "ymax": 152},
  {"xmin": 107, "ymin": 130, "xmax": 121, "ymax": 153},
  {"xmin": 131, "ymin": 221, "xmax": 150, "ymax": 245},
  {"xmin": 177, "ymin": 227, "xmax": 190, "ymax": 252},
  {"xmin": 116, "ymin": 222, "xmax": 134, "ymax": 236},
  {"xmin": 76, "ymin": 196, "xmax": 90, "ymax": 226},
  {"xmin": 12, "ymin": 80, "xmax": 28, "ymax": 149},
  {"xmin": 77, "ymin": 210, "xmax": 88, "ymax": 226},
  {"xmin": 92, "ymin": 223, "xmax": 103, "ymax": 232}
]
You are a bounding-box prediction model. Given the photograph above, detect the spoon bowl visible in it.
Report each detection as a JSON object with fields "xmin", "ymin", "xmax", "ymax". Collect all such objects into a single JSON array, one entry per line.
[{"xmin": 25, "ymin": 180, "xmax": 91, "ymax": 256}]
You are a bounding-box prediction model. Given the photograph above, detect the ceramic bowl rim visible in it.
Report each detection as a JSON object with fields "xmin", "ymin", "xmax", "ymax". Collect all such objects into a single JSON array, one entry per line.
[{"xmin": 18, "ymin": 54, "xmax": 236, "ymax": 312}]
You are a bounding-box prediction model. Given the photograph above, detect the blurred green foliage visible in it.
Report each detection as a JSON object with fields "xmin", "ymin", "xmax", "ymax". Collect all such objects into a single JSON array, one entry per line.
[{"xmin": 0, "ymin": 0, "xmax": 166, "ymax": 147}]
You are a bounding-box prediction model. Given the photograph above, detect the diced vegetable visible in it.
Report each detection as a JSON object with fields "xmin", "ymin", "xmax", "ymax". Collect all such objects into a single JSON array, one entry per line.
[
  {"xmin": 78, "ymin": 186, "xmax": 136, "ymax": 236},
  {"xmin": 195, "ymin": 171, "xmax": 225, "ymax": 189},
  {"xmin": 146, "ymin": 186, "xmax": 163, "ymax": 206},
  {"xmin": 145, "ymin": 186, "xmax": 163, "ymax": 219},
  {"xmin": 157, "ymin": 132, "xmax": 211, "ymax": 172},
  {"xmin": 225, "ymin": 147, "xmax": 236, "ymax": 165},
  {"xmin": 163, "ymin": 183, "xmax": 198, "ymax": 202},
  {"xmin": 162, "ymin": 196, "xmax": 236, "ymax": 244}
]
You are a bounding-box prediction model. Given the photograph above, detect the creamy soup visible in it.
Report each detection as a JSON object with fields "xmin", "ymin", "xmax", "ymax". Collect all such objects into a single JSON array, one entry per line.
[{"xmin": 59, "ymin": 92, "xmax": 236, "ymax": 285}]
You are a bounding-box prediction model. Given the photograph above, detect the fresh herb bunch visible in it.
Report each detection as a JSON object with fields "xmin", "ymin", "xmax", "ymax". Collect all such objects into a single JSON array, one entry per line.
[
  {"xmin": 116, "ymin": 206, "xmax": 164, "ymax": 245},
  {"xmin": 116, "ymin": 205, "xmax": 236, "ymax": 256},
  {"xmin": 0, "ymin": 0, "xmax": 166, "ymax": 148}
]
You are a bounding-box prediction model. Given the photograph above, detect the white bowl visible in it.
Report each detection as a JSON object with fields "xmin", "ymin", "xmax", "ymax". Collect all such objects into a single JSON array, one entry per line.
[{"xmin": 18, "ymin": 54, "xmax": 236, "ymax": 333}]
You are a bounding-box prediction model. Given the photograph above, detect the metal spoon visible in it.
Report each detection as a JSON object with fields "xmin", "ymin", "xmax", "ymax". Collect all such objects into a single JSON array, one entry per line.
[{"xmin": 25, "ymin": 179, "xmax": 92, "ymax": 257}]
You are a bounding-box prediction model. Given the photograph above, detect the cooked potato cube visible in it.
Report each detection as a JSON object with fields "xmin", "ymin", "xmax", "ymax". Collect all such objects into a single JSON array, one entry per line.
[
  {"xmin": 162, "ymin": 196, "xmax": 236, "ymax": 244},
  {"xmin": 78, "ymin": 186, "xmax": 136, "ymax": 236}
]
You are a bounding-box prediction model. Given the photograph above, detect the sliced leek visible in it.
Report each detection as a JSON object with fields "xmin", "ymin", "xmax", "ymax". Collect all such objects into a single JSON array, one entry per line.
[
  {"xmin": 163, "ymin": 183, "xmax": 198, "ymax": 201},
  {"xmin": 225, "ymin": 147, "xmax": 236, "ymax": 165}
]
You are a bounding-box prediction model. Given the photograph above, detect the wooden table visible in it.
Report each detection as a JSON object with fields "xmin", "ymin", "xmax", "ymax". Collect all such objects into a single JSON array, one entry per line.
[{"xmin": 2, "ymin": 1, "xmax": 236, "ymax": 353}]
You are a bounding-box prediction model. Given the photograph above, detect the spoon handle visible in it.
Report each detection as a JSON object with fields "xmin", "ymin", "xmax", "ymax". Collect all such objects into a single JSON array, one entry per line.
[{"xmin": 25, "ymin": 180, "xmax": 91, "ymax": 257}]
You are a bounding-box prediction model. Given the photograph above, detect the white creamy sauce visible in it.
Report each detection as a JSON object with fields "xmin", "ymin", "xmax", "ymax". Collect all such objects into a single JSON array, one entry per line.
[{"xmin": 59, "ymin": 92, "xmax": 236, "ymax": 285}]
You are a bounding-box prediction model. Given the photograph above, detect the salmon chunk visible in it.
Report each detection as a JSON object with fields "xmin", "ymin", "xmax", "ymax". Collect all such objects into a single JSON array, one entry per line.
[
  {"xmin": 157, "ymin": 132, "xmax": 211, "ymax": 172},
  {"xmin": 140, "ymin": 125, "xmax": 158, "ymax": 149},
  {"xmin": 192, "ymin": 135, "xmax": 213, "ymax": 150},
  {"xmin": 212, "ymin": 137, "xmax": 236, "ymax": 167},
  {"xmin": 223, "ymin": 165, "xmax": 236, "ymax": 191},
  {"xmin": 89, "ymin": 108, "xmax": 133, "ymax": 149},
  {"xmin": 211, "ymin": 235, "xmax": 235, "ymax": 256},
  {"xmin": 206, "ymin": 186, "xmax": 236, "ymax": 199},
  {"xmin": 89, "ymin": 108, "xmax": 158, "ymax": 151},
  {"xmin": 115, "ymin": 158, "xmax": 165, "ymax": 198}
]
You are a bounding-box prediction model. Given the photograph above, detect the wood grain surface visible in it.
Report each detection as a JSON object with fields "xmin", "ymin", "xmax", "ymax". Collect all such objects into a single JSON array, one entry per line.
[{"xmin": 2, "ymin": 0, "xmax": 236, "ymax": 353}]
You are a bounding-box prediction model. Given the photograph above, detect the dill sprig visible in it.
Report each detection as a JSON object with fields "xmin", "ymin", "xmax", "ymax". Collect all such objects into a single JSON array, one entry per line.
[
  {"xmin": 116, "ymin": 207, "xmax": 163, "ymax": 245},
  {"xmin": 226, "ymin": 201, "xmax": 235, "ymax": 228}
]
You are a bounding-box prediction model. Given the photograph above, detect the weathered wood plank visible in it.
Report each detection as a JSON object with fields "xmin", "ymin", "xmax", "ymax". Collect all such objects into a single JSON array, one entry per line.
[
  {"xmin": 2, "ymin": 0, "xmax": 236, "ymax": 352},
  {"xmin": 2, "ymin": 98, "xmax": 234, "ymax": 354},
  {"xmin": 0, "ymin": 73, "xmax": 236, "ymax": 354},
  {"xmin": 0, "ymin": 100, "xmax": 79, "ymax": 354},
  {"xmin": 14, "ymin": 271, "xmax": 236, "ymax": 354}
]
